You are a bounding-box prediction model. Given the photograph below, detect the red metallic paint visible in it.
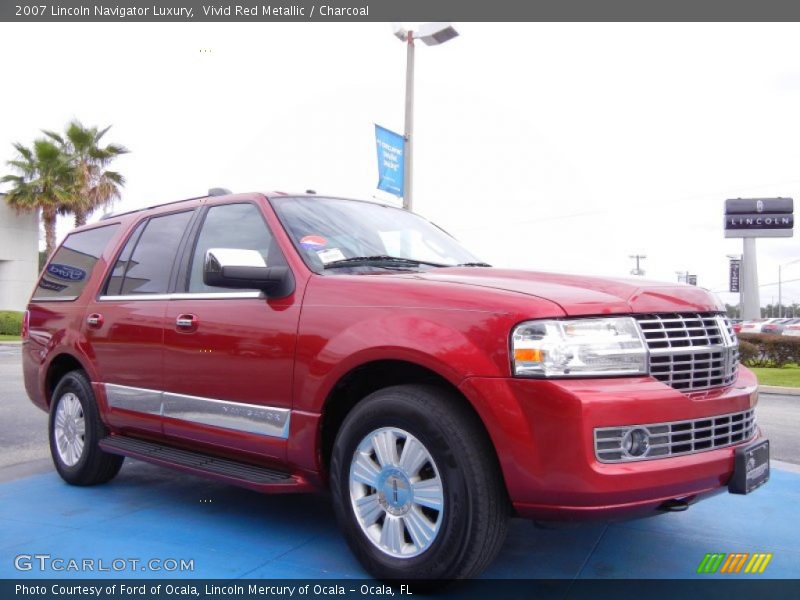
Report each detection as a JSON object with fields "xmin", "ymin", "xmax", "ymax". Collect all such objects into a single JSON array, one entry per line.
[
  {"xmin": 23, "ymin": 192, "xmax": 760, "ymax": 520},
  {"xmin": 459, "ymin": 368, "xmax": 758, "ymax": 518}
]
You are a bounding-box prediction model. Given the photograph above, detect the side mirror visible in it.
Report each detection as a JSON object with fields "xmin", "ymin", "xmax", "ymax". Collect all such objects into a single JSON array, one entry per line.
[{"xmin": 203, "ymin": 248, "xmax": 295, "ymax": 298}]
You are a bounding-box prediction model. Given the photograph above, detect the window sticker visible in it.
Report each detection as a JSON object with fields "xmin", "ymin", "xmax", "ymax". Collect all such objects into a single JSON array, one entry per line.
[
  {"xmin": 316, "ymin": 248, "xmax": 346, "ymax": 264},
  {"xmin": 38, "ymin": 279, "xmax": 69, "ymax": 292},
  {"xmin": 46, "ymin": 263, "xmax": 87, "ymax": 282},
  {"xmin": 300, "ymin": 235, "xmax": 328, "ymax": 249}
]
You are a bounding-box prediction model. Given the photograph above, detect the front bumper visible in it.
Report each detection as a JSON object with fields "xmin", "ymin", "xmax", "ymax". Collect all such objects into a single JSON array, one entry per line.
[{"xmin": 458, "ymin": 366, "xmax": 760, "ymax": 519}]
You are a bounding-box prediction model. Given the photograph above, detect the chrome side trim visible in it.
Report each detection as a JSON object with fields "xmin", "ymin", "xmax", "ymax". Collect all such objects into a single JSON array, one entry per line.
[
  {"xmin": 98, "ymin": 294, "xmax": 172, "ymax": 301},
  {"xmin": 162, "ymin": 392, "xmax": 290, "ymax": 438},
  {"xmin": 105, "ymin": 383, "xmax": 163, "ymax": 415},
  {"xmin": 98, "ymin": 292, "xmax": 263, "ymax": 302},
  {"xmin": 102, "ymin": 384, "xmax": 289, "ymax": 439},
  {"xmin": 169, "ymin": 292, "xmax": 263, "ymax": 300},
  {"xmin": 31, "ymin": 296, "xmax": 79, "ymax": 302}
]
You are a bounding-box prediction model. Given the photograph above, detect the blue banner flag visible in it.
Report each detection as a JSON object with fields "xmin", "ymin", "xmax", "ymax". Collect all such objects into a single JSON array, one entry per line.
[{"xmin": 375, "ymin": 124, "xmax": 404, "ymax": 198}]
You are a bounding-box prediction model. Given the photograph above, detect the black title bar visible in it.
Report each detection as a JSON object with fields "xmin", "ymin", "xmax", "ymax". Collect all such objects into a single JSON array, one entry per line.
[
  {"xmin": 7, "ymin": 0, "xmax": 800, "ymax": 22},
  {"xmin": 3, "ymin": 579, "xmax": 800, "ymax": 600}
]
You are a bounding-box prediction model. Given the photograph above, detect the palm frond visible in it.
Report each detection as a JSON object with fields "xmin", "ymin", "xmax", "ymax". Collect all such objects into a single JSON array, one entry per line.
[
  {"xmin": 41, "ymin": 130, "xmax": 65, "ymax": 145},
  {"xmin": 95, "ymin": 125, "xmax": 112, "ymax": 141}
]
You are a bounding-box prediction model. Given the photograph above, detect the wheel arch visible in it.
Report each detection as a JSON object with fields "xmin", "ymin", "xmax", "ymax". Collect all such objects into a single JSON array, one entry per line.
[
  {"xmin": 44, "ymin": 353, "xmax": 88, "ymax": 408},
  {"xmin": 317, "ymin": 359, "xmax": 503, "ymax": 481}
]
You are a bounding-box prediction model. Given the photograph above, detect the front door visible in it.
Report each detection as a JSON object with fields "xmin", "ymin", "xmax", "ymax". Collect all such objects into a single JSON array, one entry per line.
[{"xmin": 161, "ymin": 201, "xmax": 300, "ymax": 462}]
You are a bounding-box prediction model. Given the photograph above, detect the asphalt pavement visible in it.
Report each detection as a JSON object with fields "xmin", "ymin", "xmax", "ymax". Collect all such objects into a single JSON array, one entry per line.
[{"xmin": 0, "ymin": 344, "xmax": 48, "ymax": 469}]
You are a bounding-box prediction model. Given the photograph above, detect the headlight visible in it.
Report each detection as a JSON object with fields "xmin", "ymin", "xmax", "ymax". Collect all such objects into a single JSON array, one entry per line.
[{"xmin": 511, "ymin": 317, "xmax": 648, "ymax": 377}]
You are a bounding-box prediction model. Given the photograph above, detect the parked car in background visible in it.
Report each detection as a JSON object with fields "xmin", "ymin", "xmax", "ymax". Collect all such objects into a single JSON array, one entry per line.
[
  {"xmin": 761, "ymin": 318, "xmax": 793, "ymax": 335},
  {"xmin": 783, "ymin": 322, "xmax": 800, "ymax": 337},
  {"xmin": 781, "ymin": 317, "xmax": 800, "ymax": 335},
  {"xmin": 732, "ymin": 319, "xmax": 743, "ymax": 334},
  {"xmin": 739, "ymin": 318, "xmax": 779, "ymax": 334}
]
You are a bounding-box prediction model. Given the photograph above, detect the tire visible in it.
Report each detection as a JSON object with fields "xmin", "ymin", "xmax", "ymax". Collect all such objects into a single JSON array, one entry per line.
[
  {"xmin": 330, "ymin": 384, "xmax": 509, "ymax": 581},
  {"xmin": 49, "ymin": 370, "xmax": 124, "ymax": 486}
]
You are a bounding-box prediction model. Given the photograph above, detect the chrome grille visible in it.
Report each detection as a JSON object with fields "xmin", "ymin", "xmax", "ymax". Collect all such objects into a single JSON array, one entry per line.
[
  {"xmin": 595, "ymin": 408, "xmax": 757, "ymax": 463},
  {"xmin": 635, "ymin": 313, "xmax": 739, "ymax": 391}
]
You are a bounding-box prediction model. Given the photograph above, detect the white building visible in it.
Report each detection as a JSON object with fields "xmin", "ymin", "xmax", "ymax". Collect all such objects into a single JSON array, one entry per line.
[{"xmin": 0, "ymin": 193, "xmax": 39, "ymax": 311}]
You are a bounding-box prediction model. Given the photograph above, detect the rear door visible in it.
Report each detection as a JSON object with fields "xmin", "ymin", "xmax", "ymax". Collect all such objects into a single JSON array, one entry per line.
[
  {"xmin": 161, "ymin": 201, "xmax": 300, "ymax": 461},
  {"xmin": 27, "ymin": 224, "xmax": 121, "ymax": 409},
  {"xmin": 85, "ymin": 209, "xmax": 196, "ymax": 434}
]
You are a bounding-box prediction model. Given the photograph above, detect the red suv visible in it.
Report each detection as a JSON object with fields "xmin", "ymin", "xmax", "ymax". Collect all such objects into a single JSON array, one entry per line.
[{"xmin": 23, "ymin": 192, "xmax": 768, "ymax": 580}]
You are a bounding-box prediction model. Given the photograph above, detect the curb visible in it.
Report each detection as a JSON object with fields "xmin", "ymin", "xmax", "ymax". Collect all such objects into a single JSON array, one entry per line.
[
  {"xmin": 759, "ymin": 385, "xmax": 800, "ymax": 396},
  {"xmin": 773, "ymin": 459, "xmax": 800, "ymax": 474}
]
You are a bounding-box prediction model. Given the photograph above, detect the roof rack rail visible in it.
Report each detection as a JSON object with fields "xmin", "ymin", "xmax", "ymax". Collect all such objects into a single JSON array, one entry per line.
[
  {"xmin": 100, "ymin": 195, "xmax": 207, "ymax": 220},
  {"xmin": 209, "ymin": 187, "xmax": 232, "ymax": 196}
]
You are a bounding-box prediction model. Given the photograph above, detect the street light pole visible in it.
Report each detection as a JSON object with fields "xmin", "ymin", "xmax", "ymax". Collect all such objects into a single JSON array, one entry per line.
[
  {"xmin": 392, "ymin": 22, "xmax": 459, "ymax": 212},
  {"xmin": 778, "ymin": 258, "xmax": 800, "ymax": 318},
  {"xmin": 629, "ymin": 254, "xmax": 646, "ymax": 276},
  {"xmin": 779, "ymin": 265, "xmax": 783, "ymax": 318},
  {"xmin": 403, "ymin": 31, "xmax": 415, "ymax": 212}
]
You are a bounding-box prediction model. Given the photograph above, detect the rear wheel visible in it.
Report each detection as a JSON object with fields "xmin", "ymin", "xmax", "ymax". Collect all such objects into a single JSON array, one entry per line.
[
  {"xmin": 330, "ymin": 384, "xmax": 509, "ymax": 581},
  {"xmin": 49, "ymin": 371, "xmax": 123, "ymax": 485}
]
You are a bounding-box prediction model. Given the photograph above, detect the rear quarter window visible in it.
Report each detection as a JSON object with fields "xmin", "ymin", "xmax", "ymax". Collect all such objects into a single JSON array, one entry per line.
[{"xmin": 34, "ymin": 224, "xmax": 120, "ymax": 301}]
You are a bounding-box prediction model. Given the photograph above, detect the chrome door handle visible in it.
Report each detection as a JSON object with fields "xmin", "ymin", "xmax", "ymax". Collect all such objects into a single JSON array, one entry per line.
[
  {"xmin": 86, "ymin": 313, "xmax": 104, "ymax": 328},
  {"xmin": 176, "ymin": 314, "xmax": 199, "ymax": 330}
]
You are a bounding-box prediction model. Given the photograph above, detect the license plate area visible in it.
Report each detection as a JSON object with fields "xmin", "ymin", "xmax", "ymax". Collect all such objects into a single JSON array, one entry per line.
[{"xmin": 728, "ymin": 439, "xmax": 769, "ymax": 494}]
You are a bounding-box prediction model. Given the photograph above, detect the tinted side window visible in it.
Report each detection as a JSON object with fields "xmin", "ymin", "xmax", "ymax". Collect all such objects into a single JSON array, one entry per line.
[
  {"xmin": 35, "ymin": 224, "xmax": 120, "ymax": 300},
  {"xmin": 187, "ymin": 203, "xmax": 285, "ymax": 293},
  {"xmin": 106, "ymin": 211, "xmax": 193, "ymax": 296},
  {"xmin": 104, "ymin": 220, "xmax": 145, "ymax": 296}
]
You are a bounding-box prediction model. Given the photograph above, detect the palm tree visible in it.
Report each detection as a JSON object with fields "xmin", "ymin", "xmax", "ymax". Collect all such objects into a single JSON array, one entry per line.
[
  {"xmin": 44, "ymin": 121, "xmax": 128, "ymax": 226},
  {"xmin": 1, "ymin": 140, "xmax": 72, "ymax": 256}
]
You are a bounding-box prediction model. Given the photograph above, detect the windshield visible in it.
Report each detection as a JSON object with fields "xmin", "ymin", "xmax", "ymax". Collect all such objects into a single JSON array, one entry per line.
[{"xmin": 270, "ymin": 196, "xmax": 484, "ymax": 274}]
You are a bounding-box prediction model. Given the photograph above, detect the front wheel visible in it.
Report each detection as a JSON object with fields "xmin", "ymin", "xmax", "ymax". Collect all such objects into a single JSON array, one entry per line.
[
  {"xmin": 330, "ymin": 385, "xmax": 509, "ymax": 581},
  {"xmin": 49, "ymin": 371, "xmax": 124, "ymax": 485}
]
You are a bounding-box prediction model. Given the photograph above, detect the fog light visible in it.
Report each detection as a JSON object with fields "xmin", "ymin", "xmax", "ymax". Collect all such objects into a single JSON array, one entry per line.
[{"xmin": 622, "ymin": 428, "xmax": 650, "ymax": 457}]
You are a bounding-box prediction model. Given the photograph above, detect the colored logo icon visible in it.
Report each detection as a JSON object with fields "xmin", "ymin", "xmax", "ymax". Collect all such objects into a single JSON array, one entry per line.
[{"xmin": 696, "ymin": 552, "xmax": 772, "ymax": 574}]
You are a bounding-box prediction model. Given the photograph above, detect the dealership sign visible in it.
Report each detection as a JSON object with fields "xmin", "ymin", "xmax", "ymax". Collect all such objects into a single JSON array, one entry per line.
[
  {"xmin": 375, "ymin": 124, "xmax": 404, "ymax": 198},
  {"xmin": 729, "ymin": 259, "xmax": 741, "ymax": 293},
  {"xmin": 724, "ymin": 197, "xmax": 794, "ymax": 238}
]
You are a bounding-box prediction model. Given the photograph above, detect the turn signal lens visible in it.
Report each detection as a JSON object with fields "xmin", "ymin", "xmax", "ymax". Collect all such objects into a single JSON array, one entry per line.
[{"xmin": 514, "ymin": 348, "xmax": 543, "ymax": 363}]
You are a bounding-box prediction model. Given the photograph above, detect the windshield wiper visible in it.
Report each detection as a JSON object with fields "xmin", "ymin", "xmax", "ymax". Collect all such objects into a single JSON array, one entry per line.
[
  {"xmin": 323, "ymin": 255, "xmax": 449, "ymax": 269},
  {"xmin": 456, "ymin": 262, "xmax": 492, "ymax": 267}
]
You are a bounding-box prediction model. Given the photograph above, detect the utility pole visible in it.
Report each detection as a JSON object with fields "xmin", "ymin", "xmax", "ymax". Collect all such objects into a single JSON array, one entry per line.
[
  {"xmin": 403, "ymin": 30, "xmax": 415, "ymax": 212},
  {"xmin": 629, "ymin": 254, "xmax": 646, "ymax": 276}
]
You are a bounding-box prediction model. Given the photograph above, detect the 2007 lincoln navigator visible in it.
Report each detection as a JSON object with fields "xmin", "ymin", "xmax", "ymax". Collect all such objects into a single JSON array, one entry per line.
[{"xmin": 23, "ymin": 191, "xmax": 769, "ymax": 580}]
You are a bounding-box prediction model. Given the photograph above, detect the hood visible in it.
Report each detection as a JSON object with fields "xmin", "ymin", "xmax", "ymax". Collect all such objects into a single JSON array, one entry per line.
[{"xmin": 412, "ymin": 268, "xmax": 723, "ymax": 316}]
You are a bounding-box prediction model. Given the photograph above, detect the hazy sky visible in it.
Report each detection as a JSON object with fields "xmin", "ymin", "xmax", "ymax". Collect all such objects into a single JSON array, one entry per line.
[{"xmin": 1, "ymin": 22, "xmax": 799, "ymax": 308}]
